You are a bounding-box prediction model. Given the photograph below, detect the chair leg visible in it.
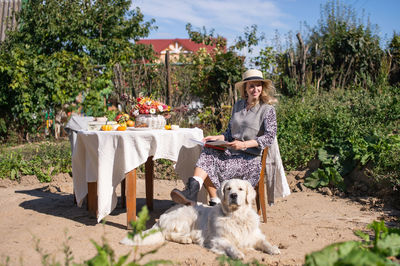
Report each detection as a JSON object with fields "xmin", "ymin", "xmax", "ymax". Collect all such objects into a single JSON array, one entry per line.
[
  {"xmin": 258, "ymin": 182, "xmax": 267, "ymax": 223},
  {"xmin": 257, "ymin": 147, "xmax": 268, "ymax": 223},
  {"xmin": 256, "ymin": 185, "xmax": 261, "ymax": 214}
]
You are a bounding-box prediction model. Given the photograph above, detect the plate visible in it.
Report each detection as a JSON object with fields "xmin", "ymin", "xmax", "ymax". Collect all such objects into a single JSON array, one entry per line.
[{"xmin": 127, "ymin": 127, "xmax": 153, "ymax": 131}]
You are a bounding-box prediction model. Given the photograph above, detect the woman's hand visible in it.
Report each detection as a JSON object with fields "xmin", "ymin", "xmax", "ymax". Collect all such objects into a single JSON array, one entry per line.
[{"xmin": 227, "ymin": 140, "xmax": 247, "ymax": 150}]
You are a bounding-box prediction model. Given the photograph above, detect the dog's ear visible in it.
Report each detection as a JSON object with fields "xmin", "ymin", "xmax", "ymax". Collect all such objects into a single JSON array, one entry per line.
[
  {"xmin": 246, "ymin": 181, "xmax": 256, "ymax": 205},
  {"xmin": 218, "ymin": 180, "xmax": 229, "ymax": 201}
]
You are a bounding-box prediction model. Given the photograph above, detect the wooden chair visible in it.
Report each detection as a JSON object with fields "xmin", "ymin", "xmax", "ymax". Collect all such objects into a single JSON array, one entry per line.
[{"xmin": 255, "ymin": 147, "xmax": 268, "ymax": 223}]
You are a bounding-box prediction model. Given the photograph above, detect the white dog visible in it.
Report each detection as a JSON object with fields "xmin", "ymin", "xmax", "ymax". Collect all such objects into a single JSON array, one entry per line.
[{"xmin": 121, "ymin": 179, "xmax": 280, "ymax": 259}]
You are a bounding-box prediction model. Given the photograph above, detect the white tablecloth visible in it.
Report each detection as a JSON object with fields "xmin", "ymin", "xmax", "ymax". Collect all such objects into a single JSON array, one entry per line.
[
  {"xmin": 64, "ymin": 115, "xmax": 94, "ymax": 154},
  {"xmin": 72, "ymin": 128, "xmax": 204, "ymax": 222}
]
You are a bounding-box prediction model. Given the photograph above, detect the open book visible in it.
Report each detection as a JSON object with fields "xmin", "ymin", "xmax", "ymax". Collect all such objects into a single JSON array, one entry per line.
[{"xmin": 190, "ymin": 139, "xmax": 229, "ymax": 151}]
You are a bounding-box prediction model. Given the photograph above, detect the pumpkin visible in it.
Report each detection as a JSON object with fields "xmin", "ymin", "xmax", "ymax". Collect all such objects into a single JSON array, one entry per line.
[{"xmin": 101, "ymin": 124, "xmax": 113, "ymax": 131}]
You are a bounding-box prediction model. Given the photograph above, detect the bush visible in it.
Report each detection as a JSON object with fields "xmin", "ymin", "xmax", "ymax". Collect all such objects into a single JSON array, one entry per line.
[
  {"xmin": 276, "ymin": 87, "xmax": 399, "ymax": 195},
  {"xmin": 305, "ymin": 221, "xmax": 400, "ymax": 265},
  {"xmin": 0, "ymin": 140, "xmax": 72, "ymax": 182},
  {"xmin": 197, "ymin": 105, "xmax": 232, "ymax": 134}
]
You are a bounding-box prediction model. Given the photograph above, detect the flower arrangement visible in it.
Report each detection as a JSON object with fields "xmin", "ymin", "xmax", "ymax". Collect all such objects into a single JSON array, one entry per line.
[{"xmin": 130, "ymin": 97, "xmax": 171, "ymax": 117}]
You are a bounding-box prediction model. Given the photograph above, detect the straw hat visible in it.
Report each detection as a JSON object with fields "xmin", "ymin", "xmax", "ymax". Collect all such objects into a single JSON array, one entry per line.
[{"xmin": 234, "ymin": 69, "xmax": 272, "ymax": 94}]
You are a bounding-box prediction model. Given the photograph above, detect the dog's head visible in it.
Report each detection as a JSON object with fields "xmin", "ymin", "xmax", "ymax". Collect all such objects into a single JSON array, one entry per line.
[{"xmin": 217, "ymin": 179, "xmax": 256, "ymax": 213}]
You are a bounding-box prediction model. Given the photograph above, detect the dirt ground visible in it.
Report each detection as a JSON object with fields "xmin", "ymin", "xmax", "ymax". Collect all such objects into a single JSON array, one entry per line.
[{"xmin": 0, "ymin": 173, "xmax": 399, "ymax": 266}]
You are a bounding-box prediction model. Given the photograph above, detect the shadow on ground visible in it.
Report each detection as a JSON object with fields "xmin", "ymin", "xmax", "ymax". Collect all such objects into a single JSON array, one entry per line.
[{"xmin": 16, "ymin": 187, "xmax": 175, "ymax": 230}]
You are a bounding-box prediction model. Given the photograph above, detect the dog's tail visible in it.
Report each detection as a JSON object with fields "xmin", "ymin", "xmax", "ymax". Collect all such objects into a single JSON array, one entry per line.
[{"xmin": 120, "ymin": 224, "xmax": 165, "ymax": 246}]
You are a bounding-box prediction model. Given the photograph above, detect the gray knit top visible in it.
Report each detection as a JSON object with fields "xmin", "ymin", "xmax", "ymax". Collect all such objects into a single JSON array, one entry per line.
[{"xmin": 223, "ymin": 99, "xmax": 277, "ymax": 156}]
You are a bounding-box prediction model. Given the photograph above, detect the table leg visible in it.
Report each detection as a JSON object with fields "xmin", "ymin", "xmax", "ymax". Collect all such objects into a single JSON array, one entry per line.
[
  {"xmin": 121, "ymin": 179, "xmax": 126, "ymax": 208},
  {"xmin": 87, "ymin": 182, "xmax": 98, "ymax": 218},
  {"xmin": 73, "ymin": 190, "xmax": 77, "ymax": 205},
  {"xmin": 145, "ymin": 156, "xmax": 154, "ymax": 211},
  {"xmin": 88, "ymin": 159, "xmax": 153, "ymax": 228},
  {"xmin": 126, "ymin": 169, "xmax": 137, "ymax": 229}
]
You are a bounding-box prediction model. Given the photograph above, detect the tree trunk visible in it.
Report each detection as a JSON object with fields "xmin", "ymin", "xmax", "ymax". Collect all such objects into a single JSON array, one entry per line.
[
  {"xmin": 288, "ymin": 50, "xmax": 296, "ymax": 79},
  {"xmin": 341, "ymin": 57, "xmax": 354, "ymax": 89},
  {"xmin": 296, "ymin": 33, "xmax": 309, "ymax": 88}
]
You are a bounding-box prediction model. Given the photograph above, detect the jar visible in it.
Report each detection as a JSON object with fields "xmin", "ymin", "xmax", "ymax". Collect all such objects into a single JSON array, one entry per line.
[{"xmin": 135, "ymin": 114, "xmax": 166, "ymax": 129}]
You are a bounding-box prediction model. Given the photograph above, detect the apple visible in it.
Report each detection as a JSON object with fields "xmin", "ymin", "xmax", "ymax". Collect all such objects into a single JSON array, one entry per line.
[
  {"xmin": 127, "ymin": 120, "xmax": 135, "ymax": 127},
  {"xmin": 115, "ymin": 114, "xmax": 123, "ymax": 122}
]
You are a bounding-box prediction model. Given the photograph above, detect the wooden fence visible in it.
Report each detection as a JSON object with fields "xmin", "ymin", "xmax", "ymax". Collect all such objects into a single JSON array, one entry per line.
[
  {"xmin": 0, "ymin": 0, "xmax": 21, "ymax": 42},
  {"xmin": 112, "ymin": 51, "xmax": 195, "ymax": 109}
]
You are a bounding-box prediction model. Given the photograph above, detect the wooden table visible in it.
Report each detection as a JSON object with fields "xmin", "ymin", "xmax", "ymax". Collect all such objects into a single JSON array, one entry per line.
[
  {"xmin": 72, "ymin": 128, "xmax": 204, "ymax": 228},
  {"xmin": 86, "ymin": 156, "xmax": 154, "ymax": 229}
]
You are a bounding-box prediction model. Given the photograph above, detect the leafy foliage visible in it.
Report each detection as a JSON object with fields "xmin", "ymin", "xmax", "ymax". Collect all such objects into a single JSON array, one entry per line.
[
  {"xmin": 0, "ymin": 49, "xmax": 108, "ymax": 137},
  {"xmin": 231, "ymin": 24, "xmax": 265, "ymax": 55},
  {"xmin": 277, "ymin": 87, "xmax": 399, "ymax": 196},
  {"xmin": 271, "ymin": 0, "xmax": 387, "ymax": 94},
  {"xmin": 185, "ymin": 23, "xmax": 245, "ymax": 108},
  {"xmin": 304, "ymin": 167, "xmax": 345, "ymax": 191},
  {"xmin": 388, "ymin": 32, "xmax": 400, "ymax": 85},
  {"xmin": 197, "ymin": 105, "xmax": 232, "ymax": 134},
  {"xmin": 31, "ymin": 206, "xmax": 172, "ymax": 265},
  {"xmin": 0, "ymin": 141, "xmax": 71, "ymax": 182},
  {"xmin": 9, "ymin": 0, "xmax": 155, "ymax": 64},
  {"xmin": 84, "ymin": 206, "xmax": 172, "ymax": 266},
  {"xmin": 0, "ymin": 0, "xmax": 154, "ymax": 141},
  {"xmin": 305, "ymin": 221, "xmax": 400, "ymax": 266}
]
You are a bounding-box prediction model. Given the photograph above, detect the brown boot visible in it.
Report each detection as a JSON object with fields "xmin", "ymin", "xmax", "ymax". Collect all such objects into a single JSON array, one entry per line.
[{"xmin": 170, "ymin": 177, "xmax": 200, "ymax": 206}]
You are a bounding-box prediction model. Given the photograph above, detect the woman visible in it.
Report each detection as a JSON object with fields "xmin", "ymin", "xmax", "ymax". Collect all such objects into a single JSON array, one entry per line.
[{"xmin": 171, "ymin": 69, "xmax": 278, "ymax": 206}]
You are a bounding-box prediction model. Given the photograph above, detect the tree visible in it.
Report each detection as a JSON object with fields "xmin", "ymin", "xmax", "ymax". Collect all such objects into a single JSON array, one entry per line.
[
  {"xmin": 8, "ymin": 0, "xmax": 155, "ymax": 64},
  {"xmin": 0, "ymin": 0, "xmax": 155, "ymax": 141},
  {"xmin": 388, "ymin": 32, "xmax": 400, "ymax": 85},
  {"xmin": 186, "ymin": 23, "xmax": 244, "ymax": 108}
]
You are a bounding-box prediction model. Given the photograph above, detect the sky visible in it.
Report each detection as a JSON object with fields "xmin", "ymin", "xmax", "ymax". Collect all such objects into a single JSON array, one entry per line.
[{"xmin": 132, "ymin": 0, "xmax": 399, "ymax": 51}]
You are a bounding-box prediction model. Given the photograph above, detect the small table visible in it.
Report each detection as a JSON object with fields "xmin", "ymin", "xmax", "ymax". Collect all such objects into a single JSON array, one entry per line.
[{"xmin": 71, "ymin": 128, "xmax": 203, "ymax": 228}]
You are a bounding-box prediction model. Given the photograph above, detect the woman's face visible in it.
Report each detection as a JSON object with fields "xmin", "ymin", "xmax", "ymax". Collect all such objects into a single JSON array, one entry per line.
[{"xmin": 245, "ymin": 81, "xmax": 262, "ymax": 101}]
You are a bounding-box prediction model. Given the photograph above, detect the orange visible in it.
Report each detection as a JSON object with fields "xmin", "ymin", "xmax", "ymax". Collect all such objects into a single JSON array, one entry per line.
[
  {"xmin": 117, "ymin": 125, "xmax": 127, "ymax": 131},
  {"xmin": 164, "ymin": 124, "xmax": 171, "ymax": 130},
  {"xmin": 126, "ymin": 120, "xmax": 135, "ymax": 127}
]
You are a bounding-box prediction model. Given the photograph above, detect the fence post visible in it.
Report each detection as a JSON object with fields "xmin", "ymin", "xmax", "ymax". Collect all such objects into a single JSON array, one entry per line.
[
  {"xmin": 165, "ymin": 50, "xmax": 172, "ymax": 105},
  {"xmin": 0, "ymin": 0, "xmax": 22, "ymax": 42}
]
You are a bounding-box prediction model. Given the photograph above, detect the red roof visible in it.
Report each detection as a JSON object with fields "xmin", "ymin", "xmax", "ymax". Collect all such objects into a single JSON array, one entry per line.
[{"xmin": 136, "ymin": 38, "xmax": 222, "ymax": 54}]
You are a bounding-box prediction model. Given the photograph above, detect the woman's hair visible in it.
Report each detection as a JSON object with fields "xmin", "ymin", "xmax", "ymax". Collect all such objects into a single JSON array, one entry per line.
[{"xmin": 240, "ymin": 80, "xmax": 277, "ymax": 105}]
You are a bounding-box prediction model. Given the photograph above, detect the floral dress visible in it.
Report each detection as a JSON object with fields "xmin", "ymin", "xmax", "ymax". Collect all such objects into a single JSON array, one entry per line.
[{"xmin": 195, "ymin": 100, "xmax": 277, "ymax": 189}]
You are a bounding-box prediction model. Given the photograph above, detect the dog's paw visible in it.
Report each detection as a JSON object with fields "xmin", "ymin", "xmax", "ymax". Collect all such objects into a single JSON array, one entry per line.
[
  {"xmin": 269, "ymin": 245, "xmax": 280, "ymax": 255},
  {"xmin": 230, "ymin": 251, "xmax": 245, "ymax": 260},
  {"xmin": 181, "ymin": 238, "xmax": 193, "ymax": 244},
  {"xmin": 120, "ymin": 236, "xmax": 135, "ymax": 246},
  {"xmin": 238, "ymin": 252, "xmax": 245, "ymax": 260},
  {"xmin": 226, "ymin": 248, "xmax": 245, "ymax": 260}
]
